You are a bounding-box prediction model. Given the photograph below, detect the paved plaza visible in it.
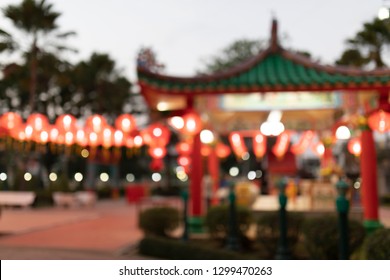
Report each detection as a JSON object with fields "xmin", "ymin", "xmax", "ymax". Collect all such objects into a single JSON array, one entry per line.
[{"xmin": 0, "ymin": 197, "xmax": 389, "ymax": 260}]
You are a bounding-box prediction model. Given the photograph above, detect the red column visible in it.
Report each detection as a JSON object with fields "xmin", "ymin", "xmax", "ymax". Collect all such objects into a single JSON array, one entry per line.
[
  {"xmin": 208, "ymin": 148, "xmax": 220, "ymax": 206},
  {"xmin": 360, "ymin": 129, "xmax": 379, "ymax": 222},
  {"xmin": 190, "ymin": 133, "xmax": 203, "ymax": 216}
]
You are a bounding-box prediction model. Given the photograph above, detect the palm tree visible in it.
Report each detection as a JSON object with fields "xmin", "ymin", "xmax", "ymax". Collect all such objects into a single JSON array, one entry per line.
[
  {"xmin": 337, "ymin": 18, "xmax": 390, "ymax": 68},
  {"xmin": 2, "ymin": 0, "xmax": 76, "ymax": 112}
]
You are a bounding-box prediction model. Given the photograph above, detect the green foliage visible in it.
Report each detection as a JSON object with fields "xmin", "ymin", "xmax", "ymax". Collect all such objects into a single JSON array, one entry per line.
[
  {"xmin": 139, "ymin": 207, "xmax": 180, "ymax": 237},
  {"xmin": 337, "ymin": 17, "xmax": 390, "ymax": 68},
  {"xmin": 205, "ymin": 204, "xmax": 253, "ymax": 248},
  {"xmin": 301, "ymin": 215, "xmax": 366, "ymax": 259},
  {"xmin": 256, "ymin": 211, "xmax": 304, "ymax": 258},
  {"xmin": 198, "ymin": 39, "xmax": 264, "ymax": 74},
  {"xmin": 139, "ymin": 236, "xmax": 250, "ymax": 260},
  {"xmin": 361, "ymin": 228, "xmax": 390, "ymax": 259}
]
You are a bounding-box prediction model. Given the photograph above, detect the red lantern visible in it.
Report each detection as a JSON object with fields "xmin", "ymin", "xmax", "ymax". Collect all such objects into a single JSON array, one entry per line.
[
  {"xmin": 49, "ymin": 126, "xmax": 60, "ymax": 144},
  {"xmin": 145, "ymin": 123, "xmax": 170, "ymax": 146},
  {"xmin": 76, "ymin": 129, "xmax": 88, "ymax": 147},
  {"xmin": 368, "ymin": 110, "xmax": 390, "ymax": 133},
  {"xmin": 253, "ymin": 132, "xmax": 267, "ymax": 159},
  {"xmin": 88, "ymin": 131, "xmax": 101, "ymax": 147},
  {"xmin": 27, "ymin": 113, "xmax": 49, "ymax": 132},
  {"xmin": 102, "ymin": 126, "xmax": 114, "ymax": 149},
  {"xmin": 291, "ymin": 130, "xmax": 315, "ymax": 155},
  {"xmin": 201, "ymin": 144, "xmax": 212, "ymax": 157},
  {"xmin": 229, "ymin": 132, "xmax": 247, "ymax": 158},
  {"xmin": 56, "ymin": 114, "xmax": 78, "ymax": 133},
  {"xmin": 85, "ymin": 114, "xmax": 107, "ymax": 134},
  {"xmin": 182, "ymin": 110, "xmax": 202, "ymax": 135},
  {"xmin": 272, "ymin": 131, "xmax": 291, "ymax": 159},
  {"xmin": 215, "ymin": 143, "xmax": 231, "ymax": 159},
  {"xmin": 115, "ymin": 114, "xmax": 137, "ymax": 134},
  {"xmin": 38, "ymin": 129, "xmax": 49, "ymax": 144},
  {"xmin": 348, "ymin": 137, "xmax": 362, "ymax": 157},
  {"xmin": 149, "ymin": 146, "xmax": 167, "ymax": 159},
  {"xmin": 64, "ymin": 131, "xmax": 75, "ymax": 146},
  {"xmin": 176, "ymin": 141, "xmax": 192, "ymax": 155},
  {"xmin": 113, "ymin": 130, "xmax": 124, "ymax": 147},
  {"xmin": 312, "ymin": 142, "xmax": 325, "ymax": 157},
  {"xmin": 178, "ymin": 155, "xmax": 191, "ymax": 167},
  {"xmin": 1, "ymin": 112, "xmax": 23, "ymax": 133}
]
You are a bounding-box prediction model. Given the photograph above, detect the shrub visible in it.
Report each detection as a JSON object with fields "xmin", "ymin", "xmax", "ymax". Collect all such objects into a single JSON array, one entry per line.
[
  {"xmin": 362, "ymin": 228, "xmax": 390, "ymax": 260},
  {"xmin": 139, "ymin": 236, "xmax": 251, "ymax": 260},
  {"xmin": 205, "ymin": 204, "xmax": 253, "ymax": 248},
  {"xmin": 256, "ymin": 211, "xmax": 304, "ymax": 258},
  {"xmin": 301, "ymin": 215, "xmax": 366, "ymax": 259},
  {"xmin": 139, "ymin": 207, "xmax": 180, "ymax": 237}
]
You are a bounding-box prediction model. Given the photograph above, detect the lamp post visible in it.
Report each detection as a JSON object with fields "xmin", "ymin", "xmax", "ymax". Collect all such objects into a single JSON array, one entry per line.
[
  {"xmin": 275, "ymin": 177, "xmax": 290, "ymax": 260},
  {"xmin": 181, "ymin": 187, "xmax": 189, "ymax": 241},
  {"xmin": 335, "ymin": 178, "xmax": 350, "ymax": 260},
  {"xmin": 226, "ymin": 184, "xmax": 240, "ymax": 251}
]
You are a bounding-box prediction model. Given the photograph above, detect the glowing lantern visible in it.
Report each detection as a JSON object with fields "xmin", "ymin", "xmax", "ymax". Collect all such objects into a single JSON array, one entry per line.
[
  {"xmin": 76, "ymin": 129, "xmax": 88, "ymax": 147},
  {"xmin": 39, "ymin": 130, "xmax": 49, "ymax": 144},
  {"xmin": 56, "ymin": 114, "xmax": 78, "ymax": 133},
  {"xmin": 182, "ymin": 111, "xmax": 202, "ymax": 135},
  {"xmin": 133, "ymin": 134, "xmax": 144, "ymax": 148},
  {"xmin": 168, "ymin": 116, "xmax": 184, "ymax": 131},
  {"xmin": 0, "ymin": 112, "xmax": 23, "ymax": 132},
  {"xmin": 176, "ymin": 141, "xmax": 192, "ymax": 155},
  {"xmin": 291, "ymin": 130, "xmax": 315, "ymax": 155},
  {"xmin": 348, "ymin": 137, "xmax": 362, "ymax": 157},
  {"xmin": 145, "ymin": 123, "xmax": 170, "ymax": 147},
  {"xmin": 148, "ymin": 146, "xmax": 167, "ymax": 171},
  {"xmin": 88, "ymin": 131, "xmax": 101, "ymax": 147},
  {"xmin": 85, "ymin": 114, "xmax": 107, "ymax": 133},
  {"xmin": 27, "ymin": 113, "xmax": 49, "ymax": 132},
  {"xmin": 253, "ymin": 132, "xmax": 267, "ymax": 159},
  {"xmin": 113, "ymin": 130, "xmax": 124, "ymax": 147},
  {"xmin": 24, "ymin": 125, "xmax": 34, "ymax": 141},
  {"xmin": 368, "ymin": 110, "xmax": 390, "ymax": 133},
  {"xmin": 178, "ymin": 155, "xmax": 191, "ymax": 167},
  {"xmin": 101, "ymin": 126, "xmax": 114, "ymax": 148},
  {"xmin": 215, "ymin": 143, "xmax": 231, "ymax": 159},
  {"xmin": 115, "ymin": 114, "xmax": 137, "ymax": 134},
  {"xmin": 201, "ymin": 144, "xmax": 212, "ymax": 157},
  {"xmin": 312, "ymin": 142, "xmax": 325, "ymax": 157},
  {"xmin": 64, "ymin": 131, "xmax": 75, "ymax": 146},
  {"xmin": 272, "ymin": 131, "xmax": 291, "ymax": 158},
  {"xmin": 229, "ymin": 132, "xmax": 247, "ymax": 158}
]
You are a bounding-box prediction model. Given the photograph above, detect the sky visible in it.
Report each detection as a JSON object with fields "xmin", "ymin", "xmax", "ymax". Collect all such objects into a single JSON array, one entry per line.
[{"xmin": 0, "ymin": 0, "xmax": 387, "ymax": 82}]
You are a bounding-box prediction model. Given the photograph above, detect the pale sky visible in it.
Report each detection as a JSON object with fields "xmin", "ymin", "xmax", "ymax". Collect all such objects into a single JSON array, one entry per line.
[{"xmin": 0, "ymin": 0, "xmax": 387, "ymax": 82}]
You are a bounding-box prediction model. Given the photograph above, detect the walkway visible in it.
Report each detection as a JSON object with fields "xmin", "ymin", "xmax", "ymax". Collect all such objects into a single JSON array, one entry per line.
[{"xmin": 0, "ymin": 199, "xmax": 147, "ymax": 260}]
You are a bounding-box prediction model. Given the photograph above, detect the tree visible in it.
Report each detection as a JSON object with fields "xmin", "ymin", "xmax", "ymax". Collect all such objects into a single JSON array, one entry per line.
[
  {"xmin": 336, "ymin": 18, "xmax": 390, "ymax": 68},
  {"xmin": 69, "ymin": 53, "xmax": 132, "ymax": 118},
  {"xmin": 197, "ymin": 39, "xmax": 265, "ymax": 74},
  {"xmin": 1, "ymin": 0, "xmax": 76, "ymax": 112}
]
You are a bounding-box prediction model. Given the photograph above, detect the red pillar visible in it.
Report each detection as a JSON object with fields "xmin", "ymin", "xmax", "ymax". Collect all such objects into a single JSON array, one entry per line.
[
  {"xmin": 190, "ymin": 132, "xmax": 203, "ymax": 216},
  {"xmin": 360, "ymin": 128, "xmax": 381, "ymax": 230},
  {"xmin": 208, "ymin": 148, "xmax": 220, "ymax": 206}
]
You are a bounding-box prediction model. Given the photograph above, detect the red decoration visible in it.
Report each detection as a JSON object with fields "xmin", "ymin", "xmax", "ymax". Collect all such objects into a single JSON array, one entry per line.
[
  {"xmin": 215, "ymin": 143, "xmax": 231, "ymax": 159},
  {"xmin": 181, "ymin": 110, "xmax": 202, "ymax": 135},
  {"xmin": 176, "ymin": 141, "xmax": 192, "ymax": 155},
  {"xmin": 115, "ymin": 114, "xmax": 137, "ymax": 134},
  {"xmin": 312, "ymin": 141, "xmax": 325, "ymax": 157},
  {"xmin": 291, "ymin": 130, "xmax": 314, "ymax": 155},
  {"xmin": 144, "ymin": 123, "xmax": 170, "ymax": 147},
  {"xmin": 0, "ymin": 112, "xmax": 23, "ymax": 133},
  {"xmin": 85, "ymin": 114, "xmax": 107, "ymax": 134},
  {"xmin": 76, "ymin": 129, "xmax": 88, "ymax": 147},
  {"xmin": 368, "ymin": 110, "xmax": 390, "ymax": 133},
  {"xmin": 253, "ymin": 132, "xmax": 267, "ymax": 159},
  {"xmin": 272, "ymin": 131, "xmax": 291, "ymax": 159},
  {"xmin": 26, "ymin": 113, "xmax": 49, "ymax": 132},
  {"xmin": 55, "ymin": 114, "xmax": 78, "ymax": 133},
  {"xmin": 229, "ymin": 132, "xmax": 247, "ymax": 158},
  {"xmin": 348, "ymin": 137, "xmax": 362, "ymax": 157}
]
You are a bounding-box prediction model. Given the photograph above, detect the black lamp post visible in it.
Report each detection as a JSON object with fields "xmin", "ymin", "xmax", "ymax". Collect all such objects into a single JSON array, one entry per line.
[
  {"xmin": 336, "ymin": 178, "xmax": 350, "ymax": 260},
  {"xmin": 275, "ymin": 177, "xmax": 290, "ymax": 260},
  {"xmin": 181, "ymin": 188, "xmax": 189, "ymax": 241},
  {"xmin": 226, "ymin": 184, "xmax": 240, "ymax": 251}
]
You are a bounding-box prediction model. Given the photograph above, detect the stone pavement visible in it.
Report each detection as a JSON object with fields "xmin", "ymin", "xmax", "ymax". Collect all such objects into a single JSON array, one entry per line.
[
  {"xmin": 0, "ymin": 199, "xmax": 149, "ymax": 260},
  {"xmin": 0, "ymin": 197, "xmax": 389, "ymax": 260}
]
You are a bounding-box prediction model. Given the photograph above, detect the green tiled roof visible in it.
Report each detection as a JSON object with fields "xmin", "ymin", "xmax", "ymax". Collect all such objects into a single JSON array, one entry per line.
[{"xmin": 137, "ymin": 21, "xmax": 390, "ymax": 95}]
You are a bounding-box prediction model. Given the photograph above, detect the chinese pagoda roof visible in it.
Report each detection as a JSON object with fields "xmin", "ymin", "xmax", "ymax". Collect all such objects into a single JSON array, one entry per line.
[{"xmin": 137, "ymin": 20, "xmax": 390, "ymax": 97}]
